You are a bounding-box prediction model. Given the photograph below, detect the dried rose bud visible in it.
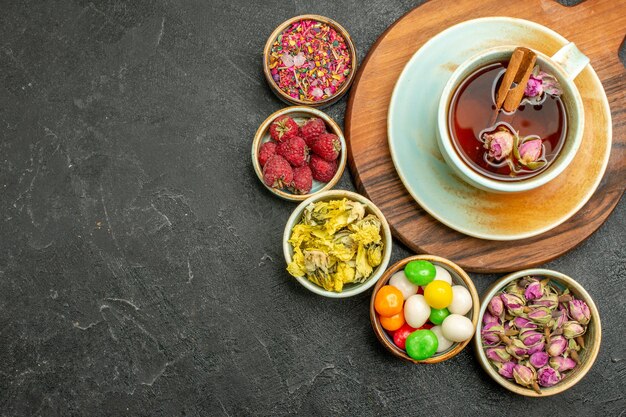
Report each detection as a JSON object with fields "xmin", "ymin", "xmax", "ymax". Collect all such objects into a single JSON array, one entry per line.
[
  {"xmin": 563, "ymin": 321, "xmax": 585, "ymax": 339},
  {"xmin": 527, "ymin": 341, "xmax": 545, "ymax": 355},
  {"xmin": 488, "ymin": 296, "xmax": 504, "ymax": 318},
  {"xmin": 486, "ymin": 346, "xmax": 512, "ymax": 363},
  {"xmin": 575, "ymin": 335, "xmax": 586, "ymax": 349},
  {"xmin": 506, "ymin": 338, "xmax": 529, "ymax": 360},
  {"xmin": 500, "ymin": 293, "xmax": 526, "ymax": 308},
  {"xmin": 549, "ymin": 356, "xmax": 577, "ymax": 372},
  {"xmin": 547, "ymin": 335, "xmax": 568, "ymax": 357},
  {"xmin": 518, "ymin": 139, "xmax": 543, "ymax": 166},
  {"xmin": 531, "ymin": 293, "xmax": 559, "ymax": 310},
  {"xmin": 482, "ymin": 323, "xmax": 504, "ymax": 346},
  {"xmin": 513, "ymin": 364, "xmax": 537, "ymax": 388},
  {"xmin": 541, "ymin": 278, "xmax": 555, "ymax": 291},
  {"xmin": 483, "ymin": 311, "xmax": 500, "ymax": 326},
  {"xmin": 524, "ymin": 75, "xmax": 543, "ymax": 97},
  {"xmin": 501, "ymin": 293, "xmax": 526, "ymax": 316},
  {"xmin": 528, "ymin": 307, "xmax": 553, "ymax": 325},
  {"xmin": 504, "ymin": 281, "xmax": 525, "ymax": 297},
  {"xmin": 524, "ymin": 280, "xmax": 543, "ymax": 300},
  {"xmin": 568, "ymin": 338, "xmax": 580, "ymax": 352},
  {"xmin": 558, "ymin": 294, "xmax": 573, "ymax": 304},
  {"xmin": 483, "ymin": 128, "xmax": 514, "ymax": 161},
  {"xmin": 530, "ymin": 351, "xmax": 550, "ymax": 368},
  {"xmin": 513, "ymin": 317, "xmax": 537, "ymax": 330},
  {"xmin": 552, "ymin": 310, "xmax": 567, "ymax": 331},
  {"xmin": 518, "ymin": 277, "xmax": 531, "ymax": 288},
  {"xmin": 497, "ymin": 361, "xmax": 516, "ymax": 379},
  {"xmin": 568, "ymin": 299, "xmax": 591, "ymax": 325},
  {"xmin": 519, "ymin": 329, "xmax": 544, "ymax": 347},
  {"xmin": 538, "ymin": 366, "xmax": 561, "ymax": 387},
  {"xmin": 540, "ymin": 72, "xmax": 563, "ymax": 96}
]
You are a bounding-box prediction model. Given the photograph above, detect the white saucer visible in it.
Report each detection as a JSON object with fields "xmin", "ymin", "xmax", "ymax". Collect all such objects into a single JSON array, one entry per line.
[{"xmin": 387, "ymin": 17, "xmax": 611, "ymax": 240}]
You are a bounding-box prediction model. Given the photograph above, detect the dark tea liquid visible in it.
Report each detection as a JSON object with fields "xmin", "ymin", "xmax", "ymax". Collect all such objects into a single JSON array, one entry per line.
[{"xmin": 449, "ymin": 62, "xmax": 567, "ymax": 181}]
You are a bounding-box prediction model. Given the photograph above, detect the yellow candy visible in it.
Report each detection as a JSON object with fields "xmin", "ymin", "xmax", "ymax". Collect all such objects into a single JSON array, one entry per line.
[{"xmin": 424, "ymin": 280, "xmax": 453, "ymax": 309}]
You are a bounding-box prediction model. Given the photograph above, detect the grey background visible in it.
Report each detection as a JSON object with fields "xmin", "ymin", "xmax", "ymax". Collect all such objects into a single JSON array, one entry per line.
[{"xmin": 0, "ymin": 0, "xmax": 624, "ymax": 416}]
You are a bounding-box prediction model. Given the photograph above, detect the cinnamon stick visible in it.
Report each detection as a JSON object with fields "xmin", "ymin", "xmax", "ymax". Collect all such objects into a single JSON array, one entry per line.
[{"xmin": 495, "ymin": 47, "xmax": 537, "ymax": 113}]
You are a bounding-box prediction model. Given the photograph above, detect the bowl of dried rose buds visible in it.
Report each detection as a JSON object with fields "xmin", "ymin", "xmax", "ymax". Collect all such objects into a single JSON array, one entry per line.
[
  {"xmin": 474, "ymin": 269, "xmax": 601, "ymax": 397},
  {"xmin": 252, "ymin": 106, "xmax": 346, "ymax": 201}
]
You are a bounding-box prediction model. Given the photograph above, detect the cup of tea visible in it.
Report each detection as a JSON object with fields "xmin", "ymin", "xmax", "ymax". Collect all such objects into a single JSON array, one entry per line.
[{"xmin": 436, "ymin": 43, "xmax": 588, "ymax": 193}]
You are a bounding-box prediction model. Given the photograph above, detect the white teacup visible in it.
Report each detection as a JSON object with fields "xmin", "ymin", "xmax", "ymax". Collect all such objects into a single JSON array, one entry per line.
[{"xmin": 436, "ymin": 43, "xmax": 589, "ymax": 193}]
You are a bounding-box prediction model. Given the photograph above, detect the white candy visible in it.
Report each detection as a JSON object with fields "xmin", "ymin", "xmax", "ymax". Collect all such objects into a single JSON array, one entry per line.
[
  {"xmin": 441, "ymin": 314, "xmax": 474, "ymax": 342},
  {"xmin": 389, "ymin": 270, "xmax": 419, "ymax": 300},
  {"xmin": 431, "ymin": 325, "xmax": 454, "ymax": 353},
  {"xmin": 404, "ymin": 294, "xmax": 430, "ymax": 328},
  {"xmin": 433, "ymin": 265, "xmax": 452, "ymax": 285},
  {"xmin": 448, "ymin": 285, "xmax": 473, "ymax": 315}
]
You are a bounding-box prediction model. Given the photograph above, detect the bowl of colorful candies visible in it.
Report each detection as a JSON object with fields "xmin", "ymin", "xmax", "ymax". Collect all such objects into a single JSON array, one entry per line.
[
  {"xmin": 370, "ymin": 255, "xmax": 479, "ymax": 363},
  {"xmin": 474, "ymin": 269, "xmax": 601, "ymax": 396}
]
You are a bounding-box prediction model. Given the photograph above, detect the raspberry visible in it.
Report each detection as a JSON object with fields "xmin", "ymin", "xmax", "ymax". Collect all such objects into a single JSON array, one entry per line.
[
  {"xmin": 309, "ymin": 154, "xmax": 338, "ymax": 183},
  {"xmin": 262, "ymin": 155, "xmax": 294, "ymax": 188},
  {"xmin": 269, "ymin": 115, "xmax": 299, "ymax": 143},
  {"xmin": 310, "ymin": 133, "xmax": 340, "ymax": 161},
  {"xmin": 300, "ymin": 118, "xmax": 327, "ymax": 147},
  {"xmin": 258, "ymin": 141, "xmax": 277, "ymax": 167},
  {"xmin": 276, "ymin": 136, "xmax": 308, "ymax": 167},
  {"xmin": 292, "ymin": 165, "xmax": 313, "ymax": 194}
]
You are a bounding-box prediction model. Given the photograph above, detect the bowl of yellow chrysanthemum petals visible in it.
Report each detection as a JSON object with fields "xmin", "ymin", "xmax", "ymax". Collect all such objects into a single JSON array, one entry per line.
[{"xmin": 283, "ymin": 190, "xmax": 392, "ymax": 298}]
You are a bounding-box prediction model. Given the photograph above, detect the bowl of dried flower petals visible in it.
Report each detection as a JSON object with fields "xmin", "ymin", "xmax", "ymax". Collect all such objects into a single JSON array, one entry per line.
[
  {"xmin": 474, "ymin": 268, "xmax": 601, "ymax": 396},
  {"xmin": 263, "ymin": 15, "xmax": 357, "ymax": 107},
  {"xmin": 282, "ymin": 190, "xmax": 392, "ymax": 298}
]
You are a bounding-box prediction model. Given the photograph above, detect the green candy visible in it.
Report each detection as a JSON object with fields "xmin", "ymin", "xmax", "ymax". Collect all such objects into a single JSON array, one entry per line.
[
  {"xmin": 429, "ymin": 308, "xmax": 450, "ymax": 325},
  {"xmin": 405, "ymin": 329, "xmax": 439, "ymax": 360},
  {"xmin": 404, "ymin": 260, "xmax": 436, "ymax": 286}
]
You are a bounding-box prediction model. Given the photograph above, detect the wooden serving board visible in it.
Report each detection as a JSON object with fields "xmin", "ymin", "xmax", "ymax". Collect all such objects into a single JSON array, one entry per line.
[{"xmin": 345, "ymin": 0, "xmax": 625, "ymax": 273}]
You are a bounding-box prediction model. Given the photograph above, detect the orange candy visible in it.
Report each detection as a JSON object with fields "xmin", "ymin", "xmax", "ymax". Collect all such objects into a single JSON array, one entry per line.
[
  {"xmin": 374, "ymin": 285, "xmax": 404, "ymax": 317},
  {"xmin": 380, "ymin": 312, "xmax": 405, "ymax": 331}
]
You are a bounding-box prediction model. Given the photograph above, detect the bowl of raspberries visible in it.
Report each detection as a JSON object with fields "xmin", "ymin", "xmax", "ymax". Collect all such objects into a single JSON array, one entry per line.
[{"xmin": 252, "ymin": 106, "xmax": 347, "ymax": 201}]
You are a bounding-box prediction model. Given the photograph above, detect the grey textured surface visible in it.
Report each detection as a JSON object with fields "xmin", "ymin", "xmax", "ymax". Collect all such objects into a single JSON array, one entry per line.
[{"xmin": 0, "ymin": 1, "xmax": 624, "ymax": 416}]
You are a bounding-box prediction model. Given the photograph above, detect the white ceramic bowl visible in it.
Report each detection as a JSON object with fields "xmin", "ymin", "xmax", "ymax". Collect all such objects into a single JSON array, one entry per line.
[
  {"xmin": 437, "ymin": 43, "xmax": 588, "ymax": 193},
  {"xmin": 473, "ymin": 268, "xmax": 601, "ymax": 397},
  {"xmin": 252, "ymin": 106, "xmax": 347, "ymax": 201},
  {"xmin": 283, "ymin": 190, "xmax": 392, "ymax": 298}
]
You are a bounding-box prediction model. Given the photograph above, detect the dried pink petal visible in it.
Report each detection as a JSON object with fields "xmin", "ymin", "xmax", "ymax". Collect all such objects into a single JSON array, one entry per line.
[
  {"xmin": 281, "ymin": 53, "xmax": 295, "ymax": 68},
  {"xmin": 310, "ymin": 87, "xmax": 324, "ymax": 99},
  {"xmin": 293, "ymin": 52, "xmax": 306, "ymax": 67}
]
